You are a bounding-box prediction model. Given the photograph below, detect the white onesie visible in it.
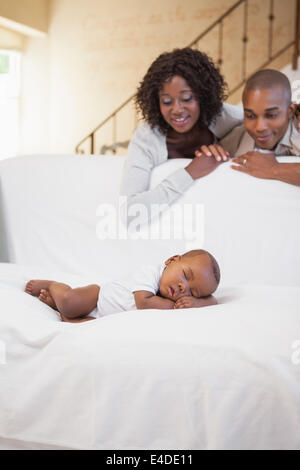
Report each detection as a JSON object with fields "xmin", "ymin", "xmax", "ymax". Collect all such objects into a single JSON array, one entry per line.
[{"xmin": 94, "ymin": 264, "xmax": 165, "ymax": 317}]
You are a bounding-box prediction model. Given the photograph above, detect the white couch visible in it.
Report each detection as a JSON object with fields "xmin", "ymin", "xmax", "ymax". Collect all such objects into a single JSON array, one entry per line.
[{"xmin": 0, "ymin": 154, "xmax": 299, "ymax": 450}]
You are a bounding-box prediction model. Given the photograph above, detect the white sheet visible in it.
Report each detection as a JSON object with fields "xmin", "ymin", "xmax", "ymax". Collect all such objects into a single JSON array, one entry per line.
[{"xmin": 0, "ymin": 263, "xmax": 299, "ymax": 450}]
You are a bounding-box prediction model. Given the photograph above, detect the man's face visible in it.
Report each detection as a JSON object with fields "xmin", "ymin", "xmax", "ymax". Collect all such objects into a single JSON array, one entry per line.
[
  {"xmin": 243, "ymin": 86, "xmax": 294, "ymax": 150},
  {"xmin": 159, "ymin": 75, "xmax": 200, "ymax": 133},
  {"xmin": 159, "ymin": 254, "xmax": 217, "ymax": 301}
]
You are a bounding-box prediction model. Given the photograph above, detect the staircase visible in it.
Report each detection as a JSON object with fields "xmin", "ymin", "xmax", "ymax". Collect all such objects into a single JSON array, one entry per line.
[{"xmin": 75, "ymin": 0, "xmax": 300, "ymax": 155}]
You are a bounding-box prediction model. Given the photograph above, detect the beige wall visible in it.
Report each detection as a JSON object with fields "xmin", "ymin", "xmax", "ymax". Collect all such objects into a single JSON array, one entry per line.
[
  {"xmin": 18, "ymin": 0, "xmax": 298, "ymax": 155},
  {"xmin": 19, "ymin": 35, "xmax": 50, "ymax": 155},
  {"xmin": 0, "ymin": 0, "xmax": 49, "ymax": 34},
  {"xmin": 0, "ymin": 25, "xmax": 24, "ymax": 49}
]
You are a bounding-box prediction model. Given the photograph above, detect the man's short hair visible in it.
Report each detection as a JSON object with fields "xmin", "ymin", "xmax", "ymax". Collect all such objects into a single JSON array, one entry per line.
[
  {"xmin": 183, "ymin": 249, "xmax": 220, "ymax": 285},
  {"xmin": 243, "ymin": 69, "xmax": 291, "ymax": 104}
]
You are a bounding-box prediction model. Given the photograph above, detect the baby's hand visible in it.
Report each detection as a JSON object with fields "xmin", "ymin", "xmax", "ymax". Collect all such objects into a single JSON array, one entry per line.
[
  {"xmin": 195, "ymin": 144, "xmax": 229, "ymax": 162},
  {"xmin": 174, "ymin": 295, "xmax": 217, "ymax": 309},
  {"xmin": 174, "ymin": 296, "xmax": 204, "ymax": 309}
]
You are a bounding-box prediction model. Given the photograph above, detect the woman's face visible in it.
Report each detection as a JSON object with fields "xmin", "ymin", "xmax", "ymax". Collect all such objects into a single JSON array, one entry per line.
[{"xmin": 159, "ymin": 75, "xmax": 200, "ymax": 133}]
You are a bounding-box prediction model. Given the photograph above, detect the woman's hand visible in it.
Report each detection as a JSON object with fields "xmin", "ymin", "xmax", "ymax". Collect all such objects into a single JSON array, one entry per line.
[
  {"xmin": 185, "ymin": 152, "xmax": 221, "ymax": 180},
  {"xmin": 195, "ymin": 144, "xmax": 229, "ymax": 162}
]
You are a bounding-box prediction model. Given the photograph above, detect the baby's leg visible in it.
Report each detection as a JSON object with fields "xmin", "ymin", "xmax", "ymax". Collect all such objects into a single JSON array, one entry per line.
[
  {"xmin": 48, "ymin": 282, "xmax": 100, "ymax": 319},
  {"xmin": 60, "ymin": 313, "xmax": 96, "ymax": 323},
  {"xmin": 25, "ymin": 280, "xmax": 100, "ymax": 320}
]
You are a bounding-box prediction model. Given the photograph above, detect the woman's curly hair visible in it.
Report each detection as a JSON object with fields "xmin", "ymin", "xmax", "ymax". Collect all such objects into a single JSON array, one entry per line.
[{"xmin": 135, "ymin": 47, "xmax": 228, "ymax": 134}]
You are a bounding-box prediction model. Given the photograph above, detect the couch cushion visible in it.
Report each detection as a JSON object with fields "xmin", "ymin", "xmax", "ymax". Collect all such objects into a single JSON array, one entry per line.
[{"xmin": 0, "ymin": 154, "xmax": 299, "ymax": 286}]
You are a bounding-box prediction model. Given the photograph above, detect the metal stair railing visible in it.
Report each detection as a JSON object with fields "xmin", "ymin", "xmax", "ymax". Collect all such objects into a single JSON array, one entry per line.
[{"xmin": 75, "ymin": 0, "xmax": 300, "ymax": 155}]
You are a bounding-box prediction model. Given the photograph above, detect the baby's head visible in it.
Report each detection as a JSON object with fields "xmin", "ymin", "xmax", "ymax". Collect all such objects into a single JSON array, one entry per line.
[
  {"xmin": 242, "ymin": 69, "xmax": 294, "ymax": 151},
  {"xmin": 159, "ymin": 249, "xmax": 220, "ymax": 301}
]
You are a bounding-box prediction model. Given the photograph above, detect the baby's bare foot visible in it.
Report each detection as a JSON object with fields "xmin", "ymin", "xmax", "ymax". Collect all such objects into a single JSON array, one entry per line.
[
  {"xmin": 39, "ymin": 289, "xmax": 58, "ymax": 311},
  {"xmin": 25, "ymin": 280, "xmax": 52, "ymax": 297}
]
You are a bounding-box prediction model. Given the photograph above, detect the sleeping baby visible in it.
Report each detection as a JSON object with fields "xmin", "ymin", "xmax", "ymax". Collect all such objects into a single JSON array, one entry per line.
[{"xmin": 25, "ymin": 249, "xmax": 220, "ymax": 323}]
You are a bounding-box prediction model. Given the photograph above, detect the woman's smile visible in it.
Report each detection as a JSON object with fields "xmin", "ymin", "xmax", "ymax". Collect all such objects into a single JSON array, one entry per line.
[{"xmin": 171, "ymin": 115, "xmax": 190, "ymax": 128}]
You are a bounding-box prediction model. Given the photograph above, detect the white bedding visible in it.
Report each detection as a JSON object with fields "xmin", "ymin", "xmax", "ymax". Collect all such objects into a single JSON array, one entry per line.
[
  {"xmin": 0, "ymin": 154, "xmax": 299, "ymax": 449},
  {"xmin": 0, "ymin": 263, "xmax": 299, "ymax": 450}
]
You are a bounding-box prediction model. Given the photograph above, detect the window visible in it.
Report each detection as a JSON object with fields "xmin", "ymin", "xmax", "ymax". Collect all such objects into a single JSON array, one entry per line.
[{"xmin": 0, "ymin": 50, "xmax": 21, "ymax": 160}]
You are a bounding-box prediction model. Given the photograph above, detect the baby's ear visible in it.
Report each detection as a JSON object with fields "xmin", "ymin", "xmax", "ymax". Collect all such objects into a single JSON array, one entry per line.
[{"xmin": 165, "ymin": 254, "xmax": 180, "ymax": 265}]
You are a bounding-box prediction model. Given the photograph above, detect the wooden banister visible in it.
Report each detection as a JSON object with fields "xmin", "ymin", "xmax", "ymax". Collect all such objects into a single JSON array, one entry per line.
[
  {"xmin": 76, "ymin": 0, "xmax": 299, "ymax": 155},
  {"xmin": 293, "ymin": 0, "xmax": 300, "ymax": 70}
]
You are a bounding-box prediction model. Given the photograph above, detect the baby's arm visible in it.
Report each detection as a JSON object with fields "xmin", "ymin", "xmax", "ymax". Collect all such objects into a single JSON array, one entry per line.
[{"xmin": 134, "ymin": 290, "xmax": 175, "ymax": 310}]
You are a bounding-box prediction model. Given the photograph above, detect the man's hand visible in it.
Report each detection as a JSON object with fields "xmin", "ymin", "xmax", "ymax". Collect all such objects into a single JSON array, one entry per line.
[
  {"xmin": 231, "ymin": 151, "xmax": 279, "ymax": 180},
  {"xmin": 174, "ymin": 295, "xmax": 217, "ymax": 309}
]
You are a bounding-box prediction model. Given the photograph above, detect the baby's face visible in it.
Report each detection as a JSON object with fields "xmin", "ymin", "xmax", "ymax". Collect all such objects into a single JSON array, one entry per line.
[
  {"xmin": 159, "ymin": 254, "xmax": 217, "ymax": 301},
  {"xmin": 243, "ymin": 86, "xmax": 294, "ymax": 150}
]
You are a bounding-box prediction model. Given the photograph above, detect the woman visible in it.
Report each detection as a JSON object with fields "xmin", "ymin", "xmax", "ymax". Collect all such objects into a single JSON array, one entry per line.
[{"xmin": 120, "ymin": 48, "xmax": 244, "ymax": 224}]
